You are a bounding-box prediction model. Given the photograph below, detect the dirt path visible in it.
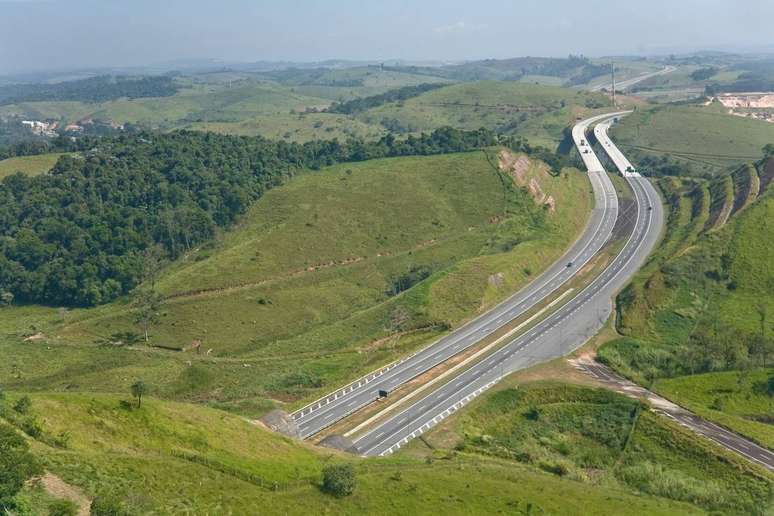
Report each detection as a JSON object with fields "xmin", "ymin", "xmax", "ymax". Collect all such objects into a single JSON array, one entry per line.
[{"xmin": 38, "ymin": 472, "xmax": 91, "ymax": 515}]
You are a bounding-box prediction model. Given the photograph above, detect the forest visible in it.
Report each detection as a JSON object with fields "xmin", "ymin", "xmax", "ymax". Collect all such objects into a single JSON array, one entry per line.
[
  {"xmin": 326, "ymin": 83, "xmax": 445, "ymax": 114},
  {"xmin": 0, "ymin": 127, "xmax": 500, "ymax": 306},
  {"xmin": 0, "ymin": 75, "xmax": 179, "ymax": 105}
]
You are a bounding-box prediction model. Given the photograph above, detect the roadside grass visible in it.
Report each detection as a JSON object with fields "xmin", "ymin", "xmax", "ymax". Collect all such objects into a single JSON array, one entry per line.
[
  {"xmin": 655, "ymin": 370, "xmax": 774, "ymax": 449},
  {"xmin": 0, "ymin": 152, "xmax": 69, "ymax": 178},
  {"xmin": 0, "ymin": 150, "xmax": 593, "ymax": 415},
  {"xmin": 3, "ymin": 392, "xmax": 706, "ymax": 515},
  {"xmin": 611, "ymin": 103, "xmax": 774, "ymax": 175},
  {"xmin": 416, "ymin": 380, "xmax": 772, "ymax": 515}
]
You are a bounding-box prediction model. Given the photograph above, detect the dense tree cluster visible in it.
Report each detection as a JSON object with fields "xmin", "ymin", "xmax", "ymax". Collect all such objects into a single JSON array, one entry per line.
[
  {"xmin": 690, "ymin": 67, "xmax": 719, "ymax": 81},
  {"xmin": 0, "ymin": 127, "xmax": 498, "ymax": 306},
  {"xmin": 0, "ymin": 75, "xmax": 179, "ymax": 105},
  {"xmin": 326, "ymin": 83, "xmax": 445, "ymax": 114}
]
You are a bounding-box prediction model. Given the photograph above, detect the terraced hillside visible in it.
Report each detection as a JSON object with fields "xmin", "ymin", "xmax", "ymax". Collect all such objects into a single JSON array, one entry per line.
[
  {"xmin": 600, "ymin": 157, "xmax": 774, "ymax": 449},
  {"xmin": 0, "ymin": 150, "xmax": 592, "ymax": 417}
]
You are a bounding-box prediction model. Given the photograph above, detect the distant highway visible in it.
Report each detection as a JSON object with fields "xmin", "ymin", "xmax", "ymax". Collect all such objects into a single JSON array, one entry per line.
[
  {"xmin": 353, "ymin": 113, "xmax": 664, "ymax": 456},
  {"xmin": 291, "ymin": 112, "xmax": 629, "ymax": 439},
  {"xmin": 591, "ymin": 65, "xmax": 676, "ymax": 92}
]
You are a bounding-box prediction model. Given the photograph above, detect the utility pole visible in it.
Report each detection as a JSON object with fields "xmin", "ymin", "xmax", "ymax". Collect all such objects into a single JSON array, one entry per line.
[{"xmin": 611, "ymin": 61, "xmax": 616, "ymax": 107}]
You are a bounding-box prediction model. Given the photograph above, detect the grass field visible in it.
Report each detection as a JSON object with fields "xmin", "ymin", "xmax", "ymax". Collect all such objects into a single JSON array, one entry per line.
[
  {"xmin": 1, "ymin": 391, "xmax": 710, "ymax": 515},
  {"xmin": 0, "ymin": 150, "xmax": 592, "ymax": 416},
  {"xmin": 0, "ymin": 152, "xmax": 68, "ymax": 178},
  {"xmin": 611, "ymin": 104, "xmax": 774, "ymax": 176},
  {"xmin": 186, "ymin": 111, "xmax": 385, "ymax": 142},
  {"xmin": 412, "ymin": 380, "xmax": 772, "ymax": 514},
  {"xmin": 356, "ymin": 81, "xmax": 612, "ymax": 148}
]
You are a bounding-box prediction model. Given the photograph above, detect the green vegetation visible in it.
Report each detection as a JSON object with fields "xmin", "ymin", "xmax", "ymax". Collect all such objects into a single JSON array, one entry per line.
[
  {"xmin": 0, "ymin": 152, "xmax": 67, "ymax": 179},
  {"xmin": 327, "ymin": 83, "xmax": 445, "ymax": 114},
  {"xmin": 600, "ymin": 157, "xmax": 774, "ymax": 447},
  {"xmin": 420, "ymin": 381, "xmax": 772, "ymax": 515},
  {"xmin": 0, "ymin": 391, "xmax": 716, "ymax": 514},
  {"xmin": 0, "ymin": 150, "xmax": 591, "ymax": 416},
  {"xmin": 0, "ymin": 75, "xmax": 179, "ymax": 105},
  {"xmin": 356, "ymin": 81, "xmax": 610, "ymax": 148},
  {"xmin": 611, "ymin": 104, "xmax": 774, "ymax": 176},
  {"xmin": 321, "ymin": 463, "xmax": 356, "ymax": 497},
  {"xmin": 0, "ymin": 127, "xmax": 497, "ymax": 306}
]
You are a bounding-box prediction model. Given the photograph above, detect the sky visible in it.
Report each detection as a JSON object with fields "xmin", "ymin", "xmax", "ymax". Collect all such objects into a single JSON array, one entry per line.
[{"xmin": 2, "ymin": 0, "xmax": 774, "ymax": 74}]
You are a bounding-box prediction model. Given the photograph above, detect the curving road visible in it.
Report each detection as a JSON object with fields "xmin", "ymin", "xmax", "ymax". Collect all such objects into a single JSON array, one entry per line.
[
  {"xmin": 591, "ymin": 65, "xmax": 676, "ymax": 92},
  {"xmin": 291, "ymin": 112, "xmax": 631, "ymax": 439},
  {"xmin": 353, "ymin": 114, "xmax": 664, "ymax": 456}
]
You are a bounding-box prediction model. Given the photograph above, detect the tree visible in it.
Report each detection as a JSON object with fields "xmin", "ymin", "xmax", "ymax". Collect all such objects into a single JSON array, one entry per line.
[
  {"xmin": 768, "ymin": 373, "xmax": 774, "ymax": 397},
  {"xmin": 0, "ymin": 424, "xmax": 42, "ymax": 509},
  {"xmin": 321, "ymin": 463, "xmax": 356, "ymax": 497},
  {"xmin": 130, "ymin": 380, "xmax": 146, "ymax": 408},
  {"xmin": 763, "ymin": 143, "xmax": 774, "ymax": 158},
  {"xmin": 133, "ymin": 289, "xmax": 163, "ymax": 343}
]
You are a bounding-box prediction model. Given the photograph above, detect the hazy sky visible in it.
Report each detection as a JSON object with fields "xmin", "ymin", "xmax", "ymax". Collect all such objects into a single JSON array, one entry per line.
[{"xmin": 2, "ymin": 0, "xmax": 774, "ymax": 73}]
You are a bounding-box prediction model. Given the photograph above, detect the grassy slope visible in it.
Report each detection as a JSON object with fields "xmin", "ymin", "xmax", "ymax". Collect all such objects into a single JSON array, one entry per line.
[
  {"xmin": 357, "ymin": 81, "xmax": 611, "ymax": 148},
  {"xmin": 5, "ymin": 392, "xmax": 710, "ymax": 515},
  {"xmin": 414, "ymin": 381, "xmax": 772, "ymax": 515},
  {"xmin": 0, "ymin": 151, "xmax": 592, "ymax": 416},
  {"xmin": 600, "ymin": 164, "xmax": 774, "ymax": 448},
  {"xmin": 0, "ymin": 152, "xmax": 67, "ymax": 179},
  {"xmin": 611, "ymin": 103, "xmax": 774, "ymax": 175}
]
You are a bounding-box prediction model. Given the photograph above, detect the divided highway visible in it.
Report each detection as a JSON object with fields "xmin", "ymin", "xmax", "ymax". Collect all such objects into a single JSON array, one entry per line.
[
  {"xmin": 291, "ymin": 112, "xmax": 630, "ymax": 439},
  {"xmin": 352, "ymin": 114, "xmax": 664, "ymax": 456}
]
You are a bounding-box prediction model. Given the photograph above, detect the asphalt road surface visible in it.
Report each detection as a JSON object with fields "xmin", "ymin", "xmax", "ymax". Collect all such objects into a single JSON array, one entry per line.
[
  {"xmin": 291, "ymin": 113, "xmax": 630, "ymax": 438},
  {"xmin": 353, "ymin": 114, "xmax": 664, "ymax": 456},
  {"xmin": 591, "ymin": 65, "xmax": 676, "ymax": 92},
  {"xmin": 573, "ymin": 358, "xmax": 774, "ymax": 473}
]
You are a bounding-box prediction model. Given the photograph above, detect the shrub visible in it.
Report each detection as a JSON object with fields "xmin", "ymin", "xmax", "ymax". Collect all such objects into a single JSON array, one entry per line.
[
  {"xmin": 91, "ymin": 494, "xmax": 132, "ymax": 516},
  {"xmin": 13, "ymin": 396, "xmax": 31, "ymax": 414},
  {"xmin": 48, "ymin": 499, "xmax": 78, "ymax": 516},
  {"xmin": 321, "ymin": 463, "xmax": 356, "ymax": 497}
]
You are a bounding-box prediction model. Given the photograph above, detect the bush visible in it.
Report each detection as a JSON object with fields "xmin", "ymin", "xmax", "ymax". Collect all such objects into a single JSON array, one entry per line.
[
  {"xmin": 91, "ymin": 494, "xmax": 132, "ymax": 516},
  {"xmin": 48, "ymin": 499, "xmax": 78, "ymax": 516},
  {"xmin": 13, "ymin": 396, "xmax": 31, "ymax": 414},
  {"xmin": 321, "ymin": 463, "xmax": 356, "ymax": 497},
  {"xmin": 0, "ymin": 424, "xmax": 42, "ymax": 507}
]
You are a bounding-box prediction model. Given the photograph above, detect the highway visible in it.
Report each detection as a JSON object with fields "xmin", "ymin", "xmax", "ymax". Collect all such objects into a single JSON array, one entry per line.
[
  {"xmin": 291, "ymin": 111, "xmax": 630, "ymax": 439},
  {"xmin": 352, "ymin": 114, "xmax": 664, "ymax": 456},
  {"xmin": 591, "ymin": 65, "xmax": 676, "ymax": 92}
]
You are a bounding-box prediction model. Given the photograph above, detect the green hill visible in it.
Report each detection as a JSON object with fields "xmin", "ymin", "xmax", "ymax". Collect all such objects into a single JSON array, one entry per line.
[
  {"xmin": 0, "ymin": 150, "xmax": 592, "ymax": 417},
  {"xmin": 1, "ymin": 391, "xmax": 712, "ymax": 514},
  {"xmin": 356, "ymin": 81, "xmax": 610, "ymax": 148},
  {"xmin": 610, "ymin": 103, "xmax": 774, "ymax": 176},
  {"xmin": 600, "ymin": 158, "xmax": 774, "ymax": 449}
]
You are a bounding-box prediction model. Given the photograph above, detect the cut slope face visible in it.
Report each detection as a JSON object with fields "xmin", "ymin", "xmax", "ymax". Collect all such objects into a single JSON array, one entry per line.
[{"xmin": 602, "ymin": 158, "xmax": 774, "ymax": 449}]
